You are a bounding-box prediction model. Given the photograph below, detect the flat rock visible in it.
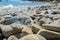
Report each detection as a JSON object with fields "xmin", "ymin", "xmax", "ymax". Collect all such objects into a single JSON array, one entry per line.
[
  {"xmin": 37, "ymin": 29, "xmax": 60, "ymax": 39},
  {"xmin": 19, "ymin": 34, "xmax": 46, "ymax": 40}
]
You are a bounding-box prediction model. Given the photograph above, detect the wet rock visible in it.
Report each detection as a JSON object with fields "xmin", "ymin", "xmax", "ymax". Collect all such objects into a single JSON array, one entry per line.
[
  {"xmin": 0, "ymin": 15, "xmax": 13, "ymax": 25},
  {"xmin": 32, "ymin": 24, "xmax": 42, "ymax": 34},
  {"xmin": 19, "ymin": 34, "xmax": 46, "ymax": 40},
  {"xmin": 0, "ymin": 24, "xmax": 14, "ymax": 37},
  {"xmin": 20, "ymin": 17, "xmax": 33, "ymax": 25},
  {"xmin": 8, "ymin": 35, "xmax": 18, "ymax": 40},
  {"xmin": 37, "ymin": 29, "xmax": 60, "ymax": 39},
  {"xmin": 17, "ymin": 13, "xmax": 33, "ymax": 25}
]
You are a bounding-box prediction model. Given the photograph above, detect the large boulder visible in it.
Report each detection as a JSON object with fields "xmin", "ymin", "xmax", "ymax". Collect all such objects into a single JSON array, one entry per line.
[{"xmin": 19, "ymin": 34, "xmax": 46, "ymax": 40}]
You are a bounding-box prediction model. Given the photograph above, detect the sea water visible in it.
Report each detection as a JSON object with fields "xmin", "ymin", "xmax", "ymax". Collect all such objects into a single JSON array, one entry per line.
[{"xmin": 0, "ymin": 0, "xmax": 49, "ymax": 6}]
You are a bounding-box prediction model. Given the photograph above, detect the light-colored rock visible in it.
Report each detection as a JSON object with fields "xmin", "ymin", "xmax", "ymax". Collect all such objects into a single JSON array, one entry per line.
[
  {"xmin": 42, "ymin": 19, "xmax": 60, "ymax": 32},
  {"xmin": 37, "ymin": 29, "xmax": 60, "ymax": 39},
  {"xmin": 0, "ymin": 24, "xmax": 14, "ymax": 37},
  {"xmin": 3, "ymin": 38, "xmax": 7, "ymax": 40},
  {"xmin": 32, "ymin": 24, "xmax": 42, "ymax": 34},
  {"xmin": 54, "ymin": 10, "xmax": 60, "ymax": 14},
  {"xmin": 42, "ymin": 24, "xmax": 60, "ymax": 32},
  {"xmin": 53, "ymin": 16, "xmax": 59, "ymax": 20},
  {"xmin": 8, "ymin": 35, "xmax": 18, "ymax": 40},
  {"xmin": 22, "ymin": 26, "xmax": 33, "ymax": 34},
  {"xmin": 19, "ymin": 34, "xmax": 46, "ymax": 40},
  {"xmin": 46, "ymin": 18, "xmax": 52, "ymax": 24},
  {"xmin": 13, "ymin": 25, "xmax": 33, "ymax": 39}
]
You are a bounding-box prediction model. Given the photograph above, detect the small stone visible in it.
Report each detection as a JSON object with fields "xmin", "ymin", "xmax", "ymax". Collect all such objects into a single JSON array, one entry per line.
[
  {"xmin": 53, "ymin": 17, "xmax": 59, "ymax": 20},
  {"xmin": 39, "ymin": 19, "xmax": 46, "ymax": 26},
  {"xmin": 22, "ymin": 26, "xmax": 33, "ymax": 34},
  {"xmin": 19, "ymin": 34, "xmax": 46, "ymax": 40},
  {"xmin": 8, "ymin": 35, "xmax": 18, "ymax": 40},
  {"xmin": 10, "ymin": 23, "xmax": 23, "ymax": 33},
  {"xmin": 37, "ymin": 29, "xmax": 60, "ymax": 39},
  {"xmin": 32, "ymin": 24, "xmax": 42, "ymax": 34}
]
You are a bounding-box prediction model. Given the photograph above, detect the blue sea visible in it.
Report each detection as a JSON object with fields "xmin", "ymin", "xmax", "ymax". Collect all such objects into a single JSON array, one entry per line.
[{"xmin": 0, "ymin": 0, "xmax": 49, "ymax": 6}]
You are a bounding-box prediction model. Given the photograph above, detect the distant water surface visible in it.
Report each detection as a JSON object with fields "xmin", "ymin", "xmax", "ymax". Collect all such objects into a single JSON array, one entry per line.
[{"xmin": 0, "ymin": 0, "xmax": 49, "ymax": 6}]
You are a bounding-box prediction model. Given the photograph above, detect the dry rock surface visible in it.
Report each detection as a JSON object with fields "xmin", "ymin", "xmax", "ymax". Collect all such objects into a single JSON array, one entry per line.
[{"xmin": 0, "ymin": 2, "xmax": 60, "ymax": 40}]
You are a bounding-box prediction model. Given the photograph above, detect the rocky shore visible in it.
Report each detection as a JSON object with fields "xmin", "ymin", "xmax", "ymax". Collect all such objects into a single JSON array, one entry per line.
[{"xmin": 0, "ymin": 3, "xmax": 60, "ymax": 40}]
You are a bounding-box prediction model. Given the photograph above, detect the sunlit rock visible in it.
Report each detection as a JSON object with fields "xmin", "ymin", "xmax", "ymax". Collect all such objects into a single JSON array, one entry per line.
[
  {"xmin": 19, "ymin": 34, "xmax": 46, "ymax": 40},
  {"xmin": 37, "ymin": 29, "xmax": 60, "ymax": 39}
]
